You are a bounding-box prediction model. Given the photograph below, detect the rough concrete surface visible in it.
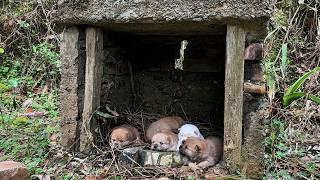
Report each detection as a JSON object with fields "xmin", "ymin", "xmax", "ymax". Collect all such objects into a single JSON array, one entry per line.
[
  {"xmin": 242, "ymin": 96, "xmax": 268, "ymax": 178},
  {"xmin": 59, "ymin": 27, "xmax": 85, "ymax": 150},
  {"xmin": 54, "ymin": 0, "xmax": 271, "ymax": 27}
]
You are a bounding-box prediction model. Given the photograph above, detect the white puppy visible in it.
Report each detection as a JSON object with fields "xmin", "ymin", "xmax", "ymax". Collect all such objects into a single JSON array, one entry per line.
[{"xmin": 177, "ymin": 124, "xmax": 204, "ymax": 151}]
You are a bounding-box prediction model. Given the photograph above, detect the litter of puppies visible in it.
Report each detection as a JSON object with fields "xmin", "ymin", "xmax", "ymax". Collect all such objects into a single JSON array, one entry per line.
[{"xmin": 109, "ymin": 116, "xmax": 223, "ymax": 170}]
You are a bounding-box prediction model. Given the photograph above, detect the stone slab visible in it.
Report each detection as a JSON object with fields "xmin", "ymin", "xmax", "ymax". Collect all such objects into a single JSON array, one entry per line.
[{"xmin": 0, "ymin": 161, "xmax": 30, "ymax": 180}]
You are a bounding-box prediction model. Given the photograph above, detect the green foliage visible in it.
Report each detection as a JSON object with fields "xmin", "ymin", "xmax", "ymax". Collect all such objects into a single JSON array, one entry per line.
[
  {"xmin": 0, "ymin": 42, "xmax": 59, "ymax": 176},
  {"xmin": 265, "ymin": 119, "xmax": 292, "ymax": 179},
  {"xmin": 283, "ymin": 67, "xmax": 320, "ymax": 107},
  {"xmin": 95, "ymin": 110, "xmax": 115, "ymax": 119},
  {"xmin": 114, "ymin": 176, "xmax": 122, "ymax": 180},
  {"xmin": 0, "ymin": 47, "xmax": 4, "ymax": 54},
  {"xmin": 0, "ymin": 115, "xmax": 55, "ymax": 174}
]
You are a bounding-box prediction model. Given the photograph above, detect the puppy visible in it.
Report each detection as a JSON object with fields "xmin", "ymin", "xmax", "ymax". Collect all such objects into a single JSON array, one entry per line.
[
  {"xmin": 146, "ymin": 116, "xmax": 184, "ymax": 142},
  {"xmin": 110, "ymin": 124, "xmax": 140, "ymax": 148},
  {"xmin": 179, "ymin": 136, "xmax": 222, "ymax": 169},
  {"xmin": 176, "ymin": 124, "xmax": 204, "ymax": 151},
  {"xmin": 151, "ymin": 130, "xmax": 178, "ymax": 151}
]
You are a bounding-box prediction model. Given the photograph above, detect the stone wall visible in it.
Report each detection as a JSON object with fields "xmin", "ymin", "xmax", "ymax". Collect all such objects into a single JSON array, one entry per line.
[{"xmin": 59, "ymin": 25, "xmax": 267, "ymax": 178}]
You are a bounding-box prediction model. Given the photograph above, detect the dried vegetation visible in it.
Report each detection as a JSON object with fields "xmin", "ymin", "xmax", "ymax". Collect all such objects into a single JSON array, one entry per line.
[{"xmin": 264, "ymin": 0, "xmax": 320, "ymax": 179}]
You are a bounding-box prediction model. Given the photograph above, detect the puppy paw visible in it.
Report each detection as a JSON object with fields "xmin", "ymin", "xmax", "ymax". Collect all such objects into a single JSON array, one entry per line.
[
  {"xmin": 188, "ymin": 162, "xmax": 203, "ymax": 173},
  {"xmin": 196, "ymin": 161, "xmax": 213, "ymax": 170},
  {"xmin": 197, "ymin": 163, "xmax": 208, "ymax": 169}
]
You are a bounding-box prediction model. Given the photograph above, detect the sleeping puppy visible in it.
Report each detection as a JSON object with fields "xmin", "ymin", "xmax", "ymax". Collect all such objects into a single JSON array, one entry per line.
[
  {"xmin": 151, "ymin": 130, "xmax": 178, "ymax": 151},
  {"xmin": 176, "ymin": 124, "xmax": 204, "ymax": 151},
  {"xmin": 179, "ymin": 136, "xmax": 223, "ymax": 169},
  {"xmin": 146, "ymin": 116, "xmax": 184, "ymax": 142},
  {"xmin": 110, "ymin": 124, "xmax": 140, "ymax": 148}
]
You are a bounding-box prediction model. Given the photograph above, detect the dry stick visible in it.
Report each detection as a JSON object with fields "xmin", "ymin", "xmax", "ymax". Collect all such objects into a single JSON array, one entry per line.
[
  {"xmin": 111, "ymin": 148, "xmax": 154, "ymax": 178},
  {"xmin": 103, "ymin": 143, "xmax": 119, "ymax": 177},
  {"xmin": 140, "ymin": 112, "xmax": 146, "ymax": 140},
  {"xmin": 38, "ymin": 0, "xmax": 58, "ymax": 41},
  {"xmin": 128, "ymin": 60, "xmax": 136, "ymax": 108},
  {"xmin": 120, "ymin": 165, "xmax": 134, "ymax": 177},
  {"xmin": 179, "ymin": 103, "xmax": 188, "ymax": 121},
  {"xmin": 274, "ymin": 6, "xmax": 301, "ymax": 64}
]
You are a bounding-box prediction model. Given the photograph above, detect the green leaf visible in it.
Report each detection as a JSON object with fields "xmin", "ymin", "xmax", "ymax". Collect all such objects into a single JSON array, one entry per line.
[
  {"xmin": 308, "ymin": 94, "xmax": 320, "ymax": 105},
  {"xmin": 95, "ymin": 111, "xmax": 114, "ymax": 119},
  {"xmin": 265, "ymin": 61, "xmax": 276, "ymax": 101},
  {"xmin": 281, "ymin": 43, "xmax": 288, "ymax": 78},
  {"xmin": 283, "ymin": 92, "xmax": 320, "ymax": 107},
  {"xmin": 283, "ymin": 66, "xmax": 320, "ymax": 107},
  {"xmin": 284, "ymin": 67, "xmax": 320, "ymax": 97},
  {"xmin": 0, "ymin": 48, "xmax": 4, "ymax": 54},
  {"xmin": 8, "ymin": 78, "xmax": 19, "ymax": 88},
  {"xmin": 283, "ymin": 92, "xmax": 306, "ymax": 107},
  {"xmin": 264, "ymin": 27, "xmax": 280, "ymax": 43}
]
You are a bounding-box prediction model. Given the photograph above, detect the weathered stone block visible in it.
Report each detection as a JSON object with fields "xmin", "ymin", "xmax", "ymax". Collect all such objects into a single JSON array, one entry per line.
[
  {"xmin": 242, "ymin": 97, "xmax": 268, "ymax": 178},
  {"xmin": 139, "ymin": 150, "xmax": 185, "ymax": 168},
  {"xmin": 245, "ymin": 62, "xmax": 264, "ymax": 82},
  {"xmin": 118, "ymin": 147, "xmax": 142, "ymax": 167},
  {"xmin": 60, "ymin": 27, "xmax": 85, "ymax": 151},
  {"xmin": 245, "ymin": 43, "xmax": 263, "ymax": 60},
  {"xmin": 0, "ymin": 161, "xmax": 30, "ymax": 180}
]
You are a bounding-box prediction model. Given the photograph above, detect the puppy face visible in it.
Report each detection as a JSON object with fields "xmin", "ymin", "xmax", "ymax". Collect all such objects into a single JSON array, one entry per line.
[
  {"xmin": 110, "ymin": 129, "xmax": 130, "ymax": 148},
  {"xmin": 151, "ymin": 133, "xmax": 172, "ymax": 151},
  {"xmin": 179, "ymin": 137, "xmax": 204, "ymax": 162}
]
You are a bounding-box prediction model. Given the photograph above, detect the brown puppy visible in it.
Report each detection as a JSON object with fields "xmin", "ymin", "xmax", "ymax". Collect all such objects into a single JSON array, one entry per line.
[
  {"xmin": 110, "ymin": 124, "xmax": 140, "ymax": 148},
  {"xmin": 146, "ymin": 116, "xmax": 184, "ymax": 142},
  {"xmin": 151, "ymin": 130, "xmax": 178, "ymax": 151},
  {"xmin": 179, "ymin": 136, "xmax": 222, "ymax": 169}
]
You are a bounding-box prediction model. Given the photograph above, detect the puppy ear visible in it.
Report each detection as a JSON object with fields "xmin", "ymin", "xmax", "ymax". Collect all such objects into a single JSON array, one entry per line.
[
  {"xmin": 195, "ymin": 145, "xmax": 201, "ymax": 152},
  {"xmin": 166, "ymin": 136, "xmax": 171, "ymax": 143},
  {"xmin": 172, "ymin": 128, "xmax": 179, "ymax": 134},
  {"xmin": 124, "ymin": 131, "xmax": 129, "ymax": 138}
]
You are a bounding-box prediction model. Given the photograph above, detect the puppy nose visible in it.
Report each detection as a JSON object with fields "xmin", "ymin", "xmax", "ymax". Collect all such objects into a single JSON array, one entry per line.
[
  {"xmin": 179, "ymin": 145, "xmax": 182, "ymax": 149},
  {"xmin": 154, "ymin": 144, "xmax": 158, "ymax": 148}
]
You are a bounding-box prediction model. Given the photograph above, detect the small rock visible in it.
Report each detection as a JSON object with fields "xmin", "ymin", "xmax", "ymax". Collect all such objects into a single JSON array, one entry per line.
[
  {"xmin": 159, "ymin": 154, "xmax": 172, "ymax": 166},
  {"xmin": 0, "ymin": 161, "xmax": 30, "ymax": 180},
  {"xmin": 140, "ymin": 150, "xmax": 160, "ymax": 166},
  {"xmin": 245, "ymin": 43, "xmax": 263, "ymax": 60},
  {"xmin": 118, "ymin": 147, "xmax": 143, "ymax": 167},
  {"xmin": 139, "ymin": 150, "xmax": 184, "ymax": 167}
]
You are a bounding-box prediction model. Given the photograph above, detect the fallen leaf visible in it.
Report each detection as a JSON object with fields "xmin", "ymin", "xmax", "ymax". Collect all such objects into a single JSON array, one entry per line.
[
  {"xmin": 26, "ymin": 107, "xmax": 33, "ymax": 113},
  {"xmin": 22, "ymin": 98, "xmax": 33, "ymax": 108}
]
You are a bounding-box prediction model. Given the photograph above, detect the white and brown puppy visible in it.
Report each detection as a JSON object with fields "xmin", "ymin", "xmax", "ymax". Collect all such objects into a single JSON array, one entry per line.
[
  {"xmin": 146, "ymin": 116, "xmax": 184, "ymax": 142},
  {"xmin": 110, "ymin": 124, "xmax": 140, "ymax": 148},
  {"xmin": 151, "ymin": 130, "xmax": 178, "ymax": 151},
  {"xmin": 176, "ymin": 124, "xmax": 204, "ymax": 151},
  {"xmin": 179, "ymin": 136, "xmax": 222, "ymax": 169}
]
